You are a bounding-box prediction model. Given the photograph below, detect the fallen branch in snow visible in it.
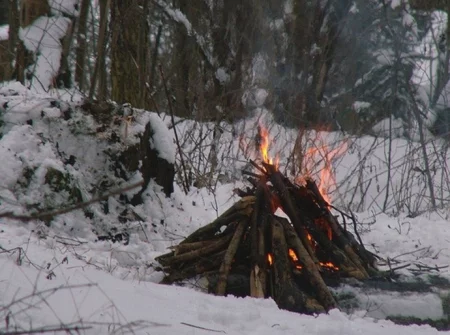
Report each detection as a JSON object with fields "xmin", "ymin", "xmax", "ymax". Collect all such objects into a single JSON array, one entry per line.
[
  {"xmin": 1, "ymin": 324, "xmax": 92, "ymax": 335},
  {"xmin": 391, "ymin": 246, "xmax": 432, "ymax": 261},
  {"xmin": 410, "ymin": 263, "xmax": 449, "ymax": 273},
  {"xmin": 0, "ymin": 181, "xmax": 144, "ymax": 222},
  {"xmin": 180, "ymin": 322, "xmax": 226, "ymax": 333}
]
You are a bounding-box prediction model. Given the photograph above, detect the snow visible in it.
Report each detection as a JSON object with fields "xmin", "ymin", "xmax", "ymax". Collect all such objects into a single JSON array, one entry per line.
[
  {"xmin": 0, "ymin": 25, "xmax": 8, "ymax": 41},
  {"xmin": 216, "ymin": 67, "xmax": 230, "ymax": 84},
  {"xmin": 353, "ymin": 101, "xmax": 371, "ymax": 113},
  {"xmin": 147, "ymin": 113, "xmax": 176, "ymax": 164},
  {"xmin": 371, "ymin": 116, "xmax": 405, "ymax": 138},
  {"xmin": 349, "ymin": 3, "xmax": 359, "ymax": 14},
  {"xmin": 49, "ymin": 0, "xmax": 80, "ymax": 16},
  {"xmin": 242, "ymin": 89, "xmax": 268, "ymax": 109},
  {"xmin": 0, "ymin": 225, "xmax": 446, "ymax": 334},
  {"xmin": 1, "ymin": 83, "xmax": 450, "ymax": 333},
  {"xmin": 19, "ymin": 16, "xmax": 71, "ymax": 92},
  {"xmin": 155, "ymin": 0, "xmax": 216, "ymax": 68},
  {"xmin": 390, "ymin": 0, "xmax": 402, "ymax": 10}
]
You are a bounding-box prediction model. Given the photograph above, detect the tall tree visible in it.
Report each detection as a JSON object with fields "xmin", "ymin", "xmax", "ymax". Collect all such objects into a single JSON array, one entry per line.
[
  {"xmin": 89, "ymin": 0, "xmax": 110, "ymax": 101},
  {"xmin": 410, "ymin": 0, "xmax": 450, "ymax": 107},
  {"xmin": 0, "ymin": 0, "xmax": 19, "ymax": 81},
  {"xmin": 75, "ymin": 0, "xmax": 90, "ymax": 91},
  {"xmin": 110, "ymin": 0, "xmax": 149, "ymax": 108}
]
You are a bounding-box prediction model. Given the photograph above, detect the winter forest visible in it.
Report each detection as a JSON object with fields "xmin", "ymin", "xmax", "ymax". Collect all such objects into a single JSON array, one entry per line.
[{"xmin": 4, "ymin": 0, "xmax": 450, "ymax": 334}]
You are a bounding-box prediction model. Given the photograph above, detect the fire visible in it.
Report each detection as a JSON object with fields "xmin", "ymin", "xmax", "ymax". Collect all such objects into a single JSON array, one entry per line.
[
  {"xmin": 257, "ymin": 124, "xmax": 279, "ymax": 168},
  {"xmin": 320, "ymin": 262, "xmax": 339, "ymax": 271},
  {"xmin": 288, "ymin": 249, "xmax": 298, "ymax": 261},
  {"xmin": 301, "ymin": 135, "xmax": 347, "ymax": 206},
  {"xmin": 267, "ymin": 249, "xmax": 339, "ymax": 271},
  {"xmin": 315, "ymin": 217, "xmax": 332, "ymax": 241}
]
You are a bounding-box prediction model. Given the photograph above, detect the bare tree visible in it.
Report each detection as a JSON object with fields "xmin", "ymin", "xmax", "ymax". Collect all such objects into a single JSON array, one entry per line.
[
  {"xmin": 75, "ymin": 0, "xmax": 90, "ymax": 90},
  {"xmin": 89, "ymin": 0, "xmax": 110, "ymax": 100},
  {"xmin": 110, "ymin": 0, "xmax": 149, "ymax": 108}
]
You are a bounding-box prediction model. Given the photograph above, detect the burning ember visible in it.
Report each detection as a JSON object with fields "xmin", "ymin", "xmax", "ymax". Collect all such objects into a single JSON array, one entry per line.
[
  {"xmin": 267, "ymin": 253, "xmax": 273, "ymax": 265},
  {"xmin": 268, "ymin": 249, "xmax": 339, "ymax": 272}
]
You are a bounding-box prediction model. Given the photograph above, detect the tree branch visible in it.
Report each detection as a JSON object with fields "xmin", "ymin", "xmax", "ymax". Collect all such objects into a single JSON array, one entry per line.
[{"xmin": 0, "ymin": 181, "xmax": 144, "ymax": 222}]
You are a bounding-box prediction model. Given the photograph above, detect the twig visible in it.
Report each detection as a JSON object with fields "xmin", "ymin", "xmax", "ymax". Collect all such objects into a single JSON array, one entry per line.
[
  {"xmin": 1, "ymin": 325, "xmax": 92, "ymax": 335},
  {"xmin": 242, "ymin": 170, "xmax": 263, "ymax": 179},
  {"xmin": 159, "ymin": 64, "xmax": 189, "ymax": 194},
  {"xmin": 180, "ymin": 322, "xmax": 226, "ymax": 333},
  {"xmin": 350, "ymin": 211, "xmax": 365, "ymax": 248},
  {"xmin": 0, "ymin": 181, "xmax": 144, "ymax": 222},
  {"xmin": 412, "ymin": 263, "xmax": 449, "ymax": 271},
  {"xmin": 249, "ymin": 159, "xmax": 268, "ymax": 175},
  {"xmin": 54, "ymin": 235, "xmax": 87, "ymax": 247},
  {"xmin": 0, "ymin": 284, "xmax": 97, "ymax": 313},
  {"xmin": 391, "ymin": 246, "xmax": 430, "ymax": 261},
  {"xmin": 386, "ymin": 263, "xmax": 411, "ymax": 272}
]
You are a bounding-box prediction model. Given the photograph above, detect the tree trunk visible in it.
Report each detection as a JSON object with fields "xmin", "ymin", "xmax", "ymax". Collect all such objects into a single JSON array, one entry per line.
[
  {"xmin": 75, "ymin": 0, "xmax": 90, "ymax": 90},
  {"xmin": 0, "ymin": 0, "xmax": 18, "ymax": 81},
  {"xmin": 89, "ymin": 0, "xmax": 110, "ymax": 100},
  {"xmin": 0, "ymin": 1, "xmax": 7, "ymax": 25},
  {"xmin": 110, "ymin": 0, "xmax": 149, "ymax": 108},
  {"xmin": 55, "ymin": 18, "xmax": 75, "ymax": 88},
  {"xmin": 409, "ymin": 0, "xmax": 450, "ymax": 11}
]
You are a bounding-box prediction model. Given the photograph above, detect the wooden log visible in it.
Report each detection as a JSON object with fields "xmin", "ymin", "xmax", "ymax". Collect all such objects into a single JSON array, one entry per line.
[
  {"xmin": 216, "ymin": 220, "xmax": 248, "ymax": 295},
  {"xmin": 279, "ymin": 217, "xmax": 366, "ymax": 280},
  {"xmin": 161, "ymin": 250, "xmax": 226, "ymax": 284},
  {"xmin": 271, "ymin": 216, "xmax": 325, "ymax": 314},
  {"xmin": 169, "ymin": 239, "xmax": 218, "ymax": 255},
  {"xmin": 255, "ymin": 210, "xmax": 270, "ymax": 297},
  {"xmin": 279, "ymin": 189, "xmax": 367, "ymax": 278},
  {"xmin": 250, "ymin": 181, "xmax": 266, "ymax": 265},
  {"xmin": 305, "ymin": 179, "xmax": 369, "ymax": 279},
  {"xmin": 157, "ymin": 232, "xmax": 233, "ymax": 266},
  {"xmin": 249, "ymin": 180, "xmax": 270, "ymax": 298},
  {"xmin": 264, "ymin": 167, "xmax": 318, "ymax": 263},
  {"xmin": 273, "ymin": 216, "xmax": 337, "ymax": 310},
  {"xmin": 181, "ymin": 196, "xmax": 255, "ymax": 244}
]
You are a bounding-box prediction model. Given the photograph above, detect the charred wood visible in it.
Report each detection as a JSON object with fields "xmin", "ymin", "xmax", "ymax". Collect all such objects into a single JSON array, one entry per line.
[{"xmin": 271, "ymin": 216, "xmax": 325, "ymax": 314}]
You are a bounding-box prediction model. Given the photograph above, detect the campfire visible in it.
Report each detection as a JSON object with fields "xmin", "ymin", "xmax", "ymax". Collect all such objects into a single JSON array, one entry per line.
[{"xmin": 156, "ymin": 126, "xmax": 379, "ymax": 314}]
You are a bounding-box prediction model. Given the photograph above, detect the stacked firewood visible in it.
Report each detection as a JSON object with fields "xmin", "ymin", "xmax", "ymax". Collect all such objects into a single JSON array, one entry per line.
[{"xmin": 156, "ymin": 161, "xmax": 379, "ymax": 314}]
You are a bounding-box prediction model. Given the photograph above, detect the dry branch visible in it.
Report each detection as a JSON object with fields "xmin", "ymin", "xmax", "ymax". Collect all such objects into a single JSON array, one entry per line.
[{"xmin": 0, "ymin": 181, "xmax": 144, "ymax": 222}]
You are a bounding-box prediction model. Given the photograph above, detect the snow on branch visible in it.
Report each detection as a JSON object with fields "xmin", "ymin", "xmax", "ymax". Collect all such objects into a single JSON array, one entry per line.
[
  {"xmin": 152, "ymin": 0, "xmax": 216, "ymax": 69},
  {"xmin": 19, "ymin": 16, "xmax": 71, "ymax": 91}
]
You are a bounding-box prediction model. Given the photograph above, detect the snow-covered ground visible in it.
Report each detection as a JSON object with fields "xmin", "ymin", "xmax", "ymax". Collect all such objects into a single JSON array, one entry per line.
[
  {"xmin": 1, "ymin": 81, "xmax": 450, "ymax": 333},
  {"xmin": 1, "ymin": 221, "xmax": 448, "ymax": 335}
]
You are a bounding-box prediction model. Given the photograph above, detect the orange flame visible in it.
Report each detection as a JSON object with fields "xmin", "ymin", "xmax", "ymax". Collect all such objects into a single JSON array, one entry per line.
[
  {"xmin": 300, "ymin": 135, "xmax": 347, "ymax": 206},
  {"xmin": 258, "ymin": 124, "xmax": 279, "ymax": 169},
  {"xmin": 319, "ymin": 262, "xmax": 339, "ymax": 271},
  {"xmin": 288, "ymin": 249, "xmax": 302, "ymax": 270},
  {"xmin": 288, "ymin": 249, "xmax": 298, "ymax": 261},
  {"xmin": 268, "ymin": 249, "xmax": 339, "ymax": 272}
]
